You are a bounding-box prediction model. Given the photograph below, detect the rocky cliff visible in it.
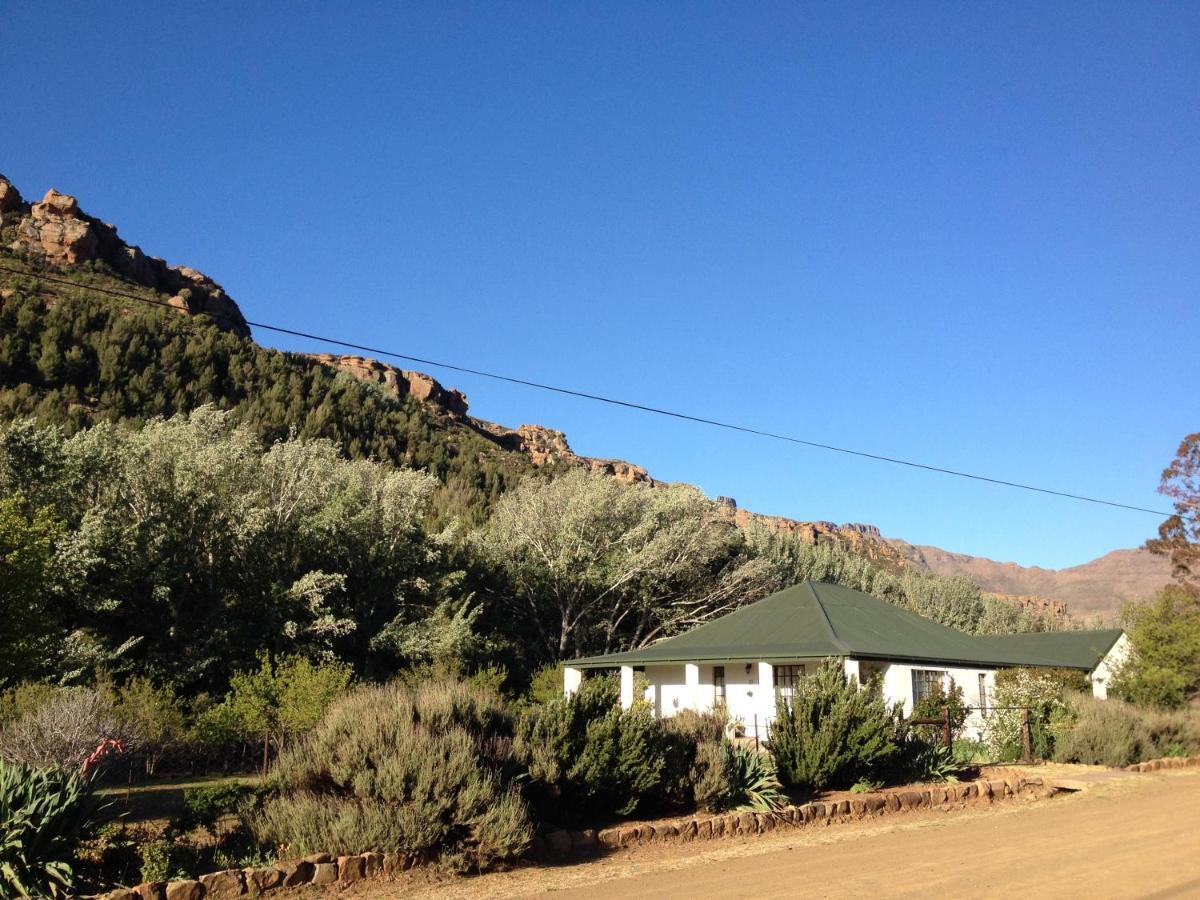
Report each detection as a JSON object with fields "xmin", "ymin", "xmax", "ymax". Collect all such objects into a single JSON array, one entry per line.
[{"xmin": 0, "ymin": 175, "xmax": 249, "ymax": 337}]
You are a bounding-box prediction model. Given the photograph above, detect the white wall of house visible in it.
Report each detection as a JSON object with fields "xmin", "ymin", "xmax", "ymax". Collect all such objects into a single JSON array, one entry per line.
[
  {"xmin": 566, "ymin": 657, "xmax": 1002, "ymax": 741},
  {"xmin": 1089, "ymin": 633, "xmax": 1131, "ymax": 700}
]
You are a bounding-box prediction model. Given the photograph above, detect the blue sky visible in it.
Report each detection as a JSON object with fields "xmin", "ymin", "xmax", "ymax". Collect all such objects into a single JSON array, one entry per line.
[{"xmin": 3, "ymin": 3, "xmax": 1197, "ymax": 569}]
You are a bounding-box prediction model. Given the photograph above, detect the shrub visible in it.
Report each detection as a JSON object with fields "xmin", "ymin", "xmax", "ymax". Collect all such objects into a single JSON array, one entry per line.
[
  {"xmin": 225, "ymin": 654, "xmax": 354, "ymax": 773},
  {"xmin": 0, "ymin": 761, "xmax": 102, "ymax": 897},
  {"xmin": 138, "ymin": 837, "xmax": 173, "ymax": 883},
  {"xmin": 0, "ymin": 687, "xmax": 137, "ymax": 770},
  {"xmin": 1052, "ymin": 693, "xmax": 1145, "ymax": 767},
  {"xmin": 767, "ymin": 659, "xmax": 902, "ymax": 790},
  {"xmin": 690, "ymin": 741, "xmax": 731, "ymax": 811},
  {"xmin": 0, "ymin": 683, "xmax": 59, "ymax": 729},
  {"xmin": 952, "ymin": 738, "xmax": 986, "ymax": 764},
  {"xmin": 1052, "ymin": 693, "xmax": 1200, "ymax": 767},
  {"xmin": 515, "ymin": 676, "xmax": 672, "ymax": 821},
  {"xmin": 983, "ymin": 668, "xmax": 1073, "ymax": 762},
  {"xmin": 850, "ymin": 778, "xmax": 883, "ymax": 793},
  {"xmin": 1110, "ymin": 586, "xmax": 1200, "ymax": 709},
  {"xmin": 660, "ymin": 710, "xmax": 726, "ymax": 807},
  {"xmin": 176, "ymin": 783, "xmax": 256, "ymax": 837},
  {"xmin": 910, "ymin": 681, "xmax": 971, "ymax": 741},
  {"xmin": 526, "ymin": 665, "xmax": 565, "ymax": 706},
  {"xmin": 252, "ymin": 675, "xmax": 531, "ymax": 872}
]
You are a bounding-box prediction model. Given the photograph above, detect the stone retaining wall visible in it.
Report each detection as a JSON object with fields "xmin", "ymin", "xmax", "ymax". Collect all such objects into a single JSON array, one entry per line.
[
  {"xmin": 99, "ymin": 757, "xmax": 1200, "ymax": 899},
  {"xmin": 532, "ymin": 771, "xmax": 1049, "ymax": 858},
  {"xmin": 1124, "ymin": 753, "xmax": 1200, "ymax": 773}
]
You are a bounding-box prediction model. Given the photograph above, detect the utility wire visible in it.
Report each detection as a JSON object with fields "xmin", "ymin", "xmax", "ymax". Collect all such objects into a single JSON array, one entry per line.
[{"xmin": 0, "ymin": 263, "xmax": 1176, "ymax": 519}]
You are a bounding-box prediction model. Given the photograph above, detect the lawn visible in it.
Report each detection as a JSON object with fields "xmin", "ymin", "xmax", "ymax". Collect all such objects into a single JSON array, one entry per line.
[{"xmin": 97, "ymin": 773, "xmax": 261, "ymax": 826}]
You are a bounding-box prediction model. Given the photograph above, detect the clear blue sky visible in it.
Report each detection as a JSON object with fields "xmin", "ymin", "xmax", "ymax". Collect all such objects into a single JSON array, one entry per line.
[{"xmin": 4, "ymin": 3, "xmax": 1197, "ymax": 569}]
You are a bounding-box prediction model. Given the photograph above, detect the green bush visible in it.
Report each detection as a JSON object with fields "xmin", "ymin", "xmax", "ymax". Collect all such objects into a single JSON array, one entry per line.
[
  {"xmin": 516, "ymin": 676, "xmax": 690, "ymax": 821},
  {"xmin": 526, "ymin": 665, "xmax": 565, "ymax": 707},
  {"xmin": 0, "ymin": 761, "xmax": 101, "ymax": 897},
  {"xmin": 252, "ymin": 675, "xmax": 531, "ymax": 872},
  {"xmin": 138, "ymin": 837, "xmax": 173, "ymax": 883},
  {"xmin": 952, "ymin": 738, "xmax": 986, "ymax": 764},
  {"xmin": 767, "ymin": 659, "xmax": 902, "ymax": 790},
  {"xmin": 660, "ymin": 710, "xmax": 726, "ymax": 808},
  {"xmin": 983, "ymin": 668, "xmax": 1074, "ymax": 762},
  {"xmin": 910, "ymin": 681, "xmax": 971, "ymax": 741},
  {"xmin": 690, "ymin": 741, "xmax": 732, "ymax": 811},
  {"xmin": 1052, "ymin": 693, "xmax": 1200, "ymax": 767},
  {"xmin": 176, "ymin": 783, "xmax": 256, "ymax": 837}
]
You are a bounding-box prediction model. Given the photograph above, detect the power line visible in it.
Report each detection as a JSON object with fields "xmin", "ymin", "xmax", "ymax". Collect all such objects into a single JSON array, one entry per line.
[{"xmin": 0, "ymin": 263, "xmax": 1176, "ymax": 519}]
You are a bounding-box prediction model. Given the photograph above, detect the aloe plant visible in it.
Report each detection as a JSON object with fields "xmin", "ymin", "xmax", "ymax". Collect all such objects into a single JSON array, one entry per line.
[
  {"xmin": 723, "ymin": 744, "xmax": 786, "ymax": 812},
  {"xmin": 0, "ymin": 761, "xmax": 101, "ymax": 898}
]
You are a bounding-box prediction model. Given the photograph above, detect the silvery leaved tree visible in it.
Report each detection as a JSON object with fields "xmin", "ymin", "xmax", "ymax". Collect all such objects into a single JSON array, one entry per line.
[{"xmin": 477, "ymin": 469, "xmax": 771, "ymax": 660}]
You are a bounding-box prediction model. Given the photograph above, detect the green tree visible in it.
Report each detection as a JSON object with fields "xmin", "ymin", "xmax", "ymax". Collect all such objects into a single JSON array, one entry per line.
[
  {"xmin": 1111, "ymin": 586, "xmax": 1200, "ymax": 708},
  {"xmin": 225, "ymin": 654, "xmax": 353, "ymax": 773},
  {"xmin": 1146, "ymin": 432, "xmax": 1200, "ymax": 596},
  {"xmin": 116, "ymin": 678, "xmax": 185, "ymax": 775},
  {"xmin": 0, "ymin": 493, "xmax": 62, "ymax": 683}
]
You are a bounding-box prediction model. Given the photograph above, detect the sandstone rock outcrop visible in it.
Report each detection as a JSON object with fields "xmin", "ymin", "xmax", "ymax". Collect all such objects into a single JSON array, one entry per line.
[
  {"xmin": 303, "ymin": 354, "xmax": 653, "ymax": 483},
  {"xmin": 304, "ymin": 353, "xmax": 469, "ymax": 418},
  {"xmin": 0, "ymin": 175, "xmax": 249, "ymax": 338}
]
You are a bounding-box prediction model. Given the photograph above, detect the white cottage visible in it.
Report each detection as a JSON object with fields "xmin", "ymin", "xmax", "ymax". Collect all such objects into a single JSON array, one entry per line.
[{"xmin": 564, "ymin": 581, "xmax": 1128, "ymax": 740}]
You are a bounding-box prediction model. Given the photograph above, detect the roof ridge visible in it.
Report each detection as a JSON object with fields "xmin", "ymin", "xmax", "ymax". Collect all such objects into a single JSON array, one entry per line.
[{"xmin": 806, "ymin": 582, "xmax": 852, "ymax": 654}]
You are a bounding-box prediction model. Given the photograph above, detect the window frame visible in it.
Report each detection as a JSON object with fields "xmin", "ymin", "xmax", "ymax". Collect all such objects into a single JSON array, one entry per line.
[
  {"xmin": 911, "ymin": 668, "xmax": 948, "ymax": 706},
  {"xmin": 773, "ymin": 664, "xmax": 805, "ymax": 703}
]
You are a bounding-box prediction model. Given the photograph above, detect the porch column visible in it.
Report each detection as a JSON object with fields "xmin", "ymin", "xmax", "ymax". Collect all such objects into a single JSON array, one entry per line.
[
  {"xmin": 757, "ymin": 661, "xmax": 773, "ymax": 691},
  {"xmin": 619, "ymin": 665, "xmax": 635, "ymax": 710},
  {"xmin": 756, "ymin": 661, "xmax": 774, "ymax": 740},
  {"xmin": 563, "ymin": 666, "xmax": 582, "ymax": 698},
  {"xmin": 685, "ymin": 663, "xmax": 701, "ymax": 711},
  {"xmin": 843, "ymin": 657, "xmax": 861, "ymax": 687}
]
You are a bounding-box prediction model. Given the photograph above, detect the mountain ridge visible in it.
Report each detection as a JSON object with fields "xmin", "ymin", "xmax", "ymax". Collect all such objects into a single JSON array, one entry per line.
[{"xmin": 0, "ymin": 173, "xmax": 1170, "ymax": 620}]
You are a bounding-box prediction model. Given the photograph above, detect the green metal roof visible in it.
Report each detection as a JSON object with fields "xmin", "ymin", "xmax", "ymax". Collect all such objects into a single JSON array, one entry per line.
[
  {"xmin": 973, "ymin": 629, "xmax": 1124, "ymax": 669},
  {"xmin": 569, "ymin": 581, "xmax": 1123, "ymax": 671}
]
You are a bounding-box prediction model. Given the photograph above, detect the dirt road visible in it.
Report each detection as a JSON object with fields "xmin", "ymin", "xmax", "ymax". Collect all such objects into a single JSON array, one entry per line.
[{"xmin": 348, "ymin": 769, "xmax": 1200, "ymax": 900}]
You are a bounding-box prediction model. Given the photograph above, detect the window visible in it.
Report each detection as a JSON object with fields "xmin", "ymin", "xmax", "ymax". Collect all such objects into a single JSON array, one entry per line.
[
  {"xmin": 773, "ymin": 664, "xmax": 805, "ymax": 703},
  {"xmin": 911, "ymin": 669, "xmax": 947, "ymax": 705},
  {"xmin": 978, "ymin": 673, "xmax": 989, "ymax": 714},
  {"xmin": 713, "ymin": 666, "xmax": 726, "ymax": 703}
]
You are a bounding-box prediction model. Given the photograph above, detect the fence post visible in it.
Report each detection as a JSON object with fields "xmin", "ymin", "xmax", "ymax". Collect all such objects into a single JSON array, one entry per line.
[
  {"xmin": 1021, "ymin": 708, "xmax": 1033, "ymax": 763},
  {"xmin": 941, "ymin": 704, "xmax": 952, "ymax": 750},
  {"xmin": 754, "ymin": 714, "xmax": 759, "ymax": 752}
]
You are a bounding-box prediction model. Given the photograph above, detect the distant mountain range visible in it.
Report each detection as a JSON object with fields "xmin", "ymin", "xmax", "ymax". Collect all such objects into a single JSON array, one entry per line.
[
  {"xmin": 0, "ymin": 172, "xmax": 1173, "ymax": 624},
  {"xmin": 889, "ymin": 542, "xmax": 1170, "ymax": 621}
]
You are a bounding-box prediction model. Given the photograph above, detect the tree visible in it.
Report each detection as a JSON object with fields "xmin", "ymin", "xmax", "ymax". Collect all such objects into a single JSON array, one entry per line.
[
  {"xmin": 1146, "ymin": 432, "xmax": 1200, "ymax": 597},
  {"xmin": 0, "ymin": 408, "xmax": 452, "ymax": 689},
  {"xmin": 1111, "ymin": 585, "xmax": 1200, "ymax": 708},
  {"xmin": 0, "ymin": 493, "xmax": 62, "ymax": 684},
  {"xmin": 476, "ymin": 469, "xmax": 770, "ymax": 660},
  {"xmin": 116, "ymin": 678, "xmax": 185, "ymax": 776},
  {"xmin": 225, "ymin": 654, "xmax": 353, "ymax": 773}
]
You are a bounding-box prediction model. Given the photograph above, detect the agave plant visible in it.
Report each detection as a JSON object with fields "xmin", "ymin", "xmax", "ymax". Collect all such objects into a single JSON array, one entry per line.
[
  {"xmin": 0, "ymin": 761, "xmax": 102, "ymax": 897},
  {"xmin": 723, "ymin": 743, "xmax": 787, "ymax": 812},
  {"xmin": 907, "ymin": 741, "xmax": 966, "ymax": 783}
]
